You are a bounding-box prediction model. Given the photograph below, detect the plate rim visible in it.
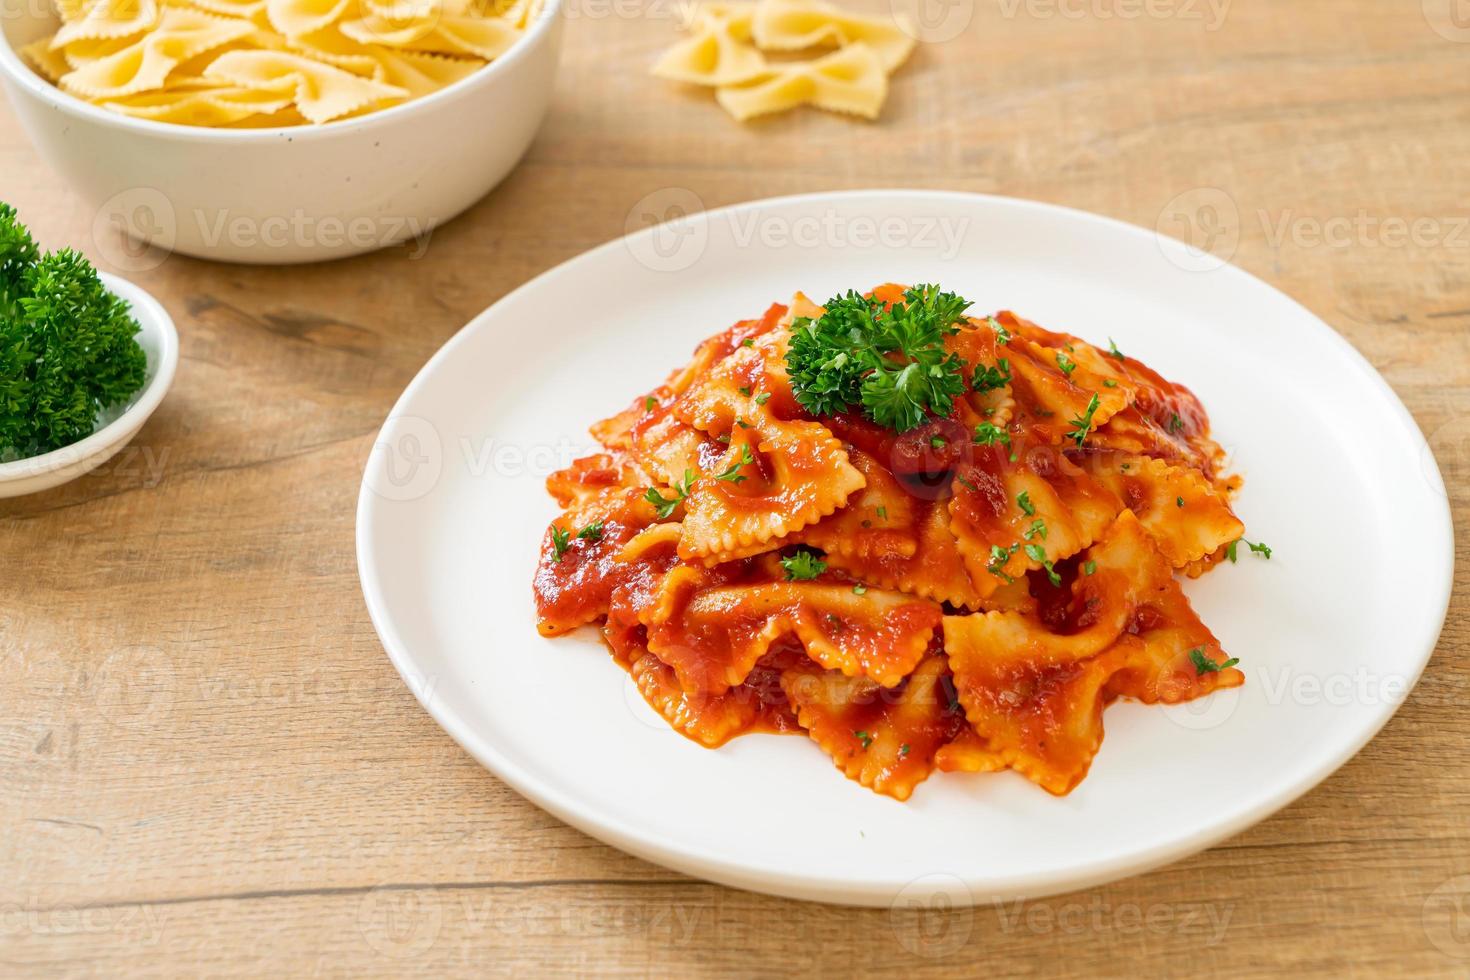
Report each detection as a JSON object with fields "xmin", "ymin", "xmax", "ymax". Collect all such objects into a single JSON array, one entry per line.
[{"xmin": 355, "ymin": 188, "xmax": 1456, "ymax": 906}]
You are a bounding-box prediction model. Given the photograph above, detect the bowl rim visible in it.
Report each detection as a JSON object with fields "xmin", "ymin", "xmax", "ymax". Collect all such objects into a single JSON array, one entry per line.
[
  {"xmin": 0, "ymin": 0, "xmax": 563, "ymax": 142},
  {"xmin": 0, "ymin": 271, "xmax": 179, "ymax": 483}
]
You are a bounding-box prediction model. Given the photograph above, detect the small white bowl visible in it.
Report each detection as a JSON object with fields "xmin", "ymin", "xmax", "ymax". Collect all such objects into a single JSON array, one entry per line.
[
  {"xmin": 0, "ymin": 272, "xmax": 179, "ymax": 498},
  {"xmin": 0, "ymin": 2, "xmax": 563, "ymax": 264}
]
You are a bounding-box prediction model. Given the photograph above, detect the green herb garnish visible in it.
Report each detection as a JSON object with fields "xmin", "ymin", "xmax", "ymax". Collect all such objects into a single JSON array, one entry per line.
[
  {"xmin": 1055, "ymin": 351, "xmax": 1077, "ymax": 378},
  {"xmin": 1106, "ymin": 337, "xmax": 1125, "ymax": 360},
  {"xmin": 786, "ymin": 284, "xmax": 971, "ymax": 432},
  {"xmin": 1189, "ymin": 647, "xmax": 1240, "ymax": 675},
  {"xmin": 577, "ymin": 520, "xmax": 604, "ymax": 542},
  {"xmin": 644, "ymin": 469, "xmax": 694, "ymax": 519},
  {"xmin": 549, "ymin": 525, "xmax": 572, "ymax": 561},
  {"xmin": 855, "ymin": 730, "xmax": 874, "ymax": 749},
  {"xmin": 852, "ymin": 582, "xmax": 867, "ymax": 595},
  {"xmin": 781, "ymin": 549, "xmax": 827, "ymax": 581},
  {"xmin": 0, "ymin": 203, "xmax": 147, "ymax": 459},
  {"xmin": 973, "ymin": 422, "xmax": 1011, "ymax": 448},
  {"xmin": 972, "ymin": 357, "xmax": 1011, "ymax": 393},
  {"xmin": 1017, "ymin": 491, "xmax": 1035, "ymax": 516},
  {"xmin": 1024, "ymin": 543, "xmax": 1061, "ymax": 586},
  {"xmin": 988, "ymin": 316, "xmax": 1010, "ymax": 346},
  {"xmin": 715, "ymin": 444, "xmax": 755, "ymax": 483},
  {"xmin": 1084, "ymin": 560, "xmax": 1097, "ymax": 575},
  {"xmin": 1067, "ymin": 393, "xmax": 1101, "ymax": 447},
  {"xmin": 1245, "ymin": 539, "xmax": 1272, "ymax": 559}
]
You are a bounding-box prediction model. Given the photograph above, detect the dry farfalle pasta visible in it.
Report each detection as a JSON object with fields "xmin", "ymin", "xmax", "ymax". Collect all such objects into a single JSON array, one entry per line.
[
  {"xmin": 18, "ymin": 0, "xmax": 539, "ymax": 127},
  {"xmin": 652, "ymin": 0, "xmax": 916, "ymax": 121}
]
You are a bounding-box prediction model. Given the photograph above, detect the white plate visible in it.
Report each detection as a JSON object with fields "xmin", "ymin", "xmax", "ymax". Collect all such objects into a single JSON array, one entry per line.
[{"xmin": 356, "ymin": 191, "xmax": 1453, "ymax": 906}]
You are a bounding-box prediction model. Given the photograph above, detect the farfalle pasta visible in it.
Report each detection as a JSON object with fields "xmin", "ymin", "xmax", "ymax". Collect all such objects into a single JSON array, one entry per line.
[
  {"xmin": 18, "ymin": 0, "xmax": 532, "ymax": 126},
  {"xmin": 653, "ymin": 0, "xmax": 917, "ymax": 122},
  {"xmin": 532, "ymin": 283, "xmax": 1260, "ymax": 799}
]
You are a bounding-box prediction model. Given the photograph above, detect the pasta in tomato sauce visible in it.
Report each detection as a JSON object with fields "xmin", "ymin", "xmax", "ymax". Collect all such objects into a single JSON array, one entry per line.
[{"xmin": 533, "ymin": 284, "xmax": 1250, "ymax": 798}]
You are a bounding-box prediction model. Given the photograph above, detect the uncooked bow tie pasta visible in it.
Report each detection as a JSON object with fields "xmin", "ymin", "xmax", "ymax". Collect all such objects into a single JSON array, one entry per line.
[
  {"xmin": 533, "ymin": 284, "xmax": 1257, "ymax": 800},
  {"xmin": 652, "ymin": 0, "xmax": 917, "ymax": 121},
  {"xmin": 17, "ymin": 0, "xmax": 538, "ymax": 126}
]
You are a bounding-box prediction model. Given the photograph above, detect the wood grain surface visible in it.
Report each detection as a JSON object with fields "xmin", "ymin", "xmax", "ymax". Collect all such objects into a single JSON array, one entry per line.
[{"xmin": 3, "ymin": 0, "xmax": 1468, "ymax": 975}]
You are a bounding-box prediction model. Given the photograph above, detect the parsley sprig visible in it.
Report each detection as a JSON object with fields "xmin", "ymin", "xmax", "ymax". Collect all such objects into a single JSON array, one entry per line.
[
  {"xmin": 1189, "ymin": 647, "xmax": 1240, "ymax": 675},
  {"xmin": 0, "ymin": 203, "xmax": 147, "ymax": 459},
  {"xmin": 715, "ymin": 444, "xmax": 755, "ymax": 483},
  {"xmin": 1068, "ymin": 393, "xmax": 1101, "ymax": 447},
  {"xmin": 786, "ymin": 285, "xmax": 972, "ymax": 432},
  {"xmin": 781, "ymin": 549, "xmax": 827, "ymax": 581},
  {"xmin": 644, "ymin": 469, "xmax": 694, "ymax": 519}
]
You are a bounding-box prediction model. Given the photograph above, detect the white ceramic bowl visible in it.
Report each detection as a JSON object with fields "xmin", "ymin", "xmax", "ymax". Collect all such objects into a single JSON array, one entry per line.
[
  {"xmin": 0, "ymin": 3, "xmax": 563, "ymax": 264},
  {"xmin": 0, "ymin": 272, "xmax": 178, "ymax": 498}
]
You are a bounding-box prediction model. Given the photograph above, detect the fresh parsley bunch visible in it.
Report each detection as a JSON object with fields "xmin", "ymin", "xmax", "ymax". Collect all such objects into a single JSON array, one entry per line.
[
  {"xmin": 0, "ymin": 203, "xmax": 147, "ymax": 459},
  {"xmin": 786, "ymin": 284, "xmax": 972, "ymax": 432}
]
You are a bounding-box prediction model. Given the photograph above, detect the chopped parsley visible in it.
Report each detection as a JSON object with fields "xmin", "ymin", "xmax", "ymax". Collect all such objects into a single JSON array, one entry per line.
[
  {"xmin": 899, "ymin": 743, "xmax": 911, "ymax": 758},
  {"xmin": 930, "ymin": 434, "xmax": 947, "ymax": 449},
  {"xmin": 1225, "ymin": 540, "xmax": 1238, "ymax": 563},
  {"xmin": 576, "ymin": 520, "xmax": 604, "ymax": 542},
  {"xmin": 972, "ymin": 357, "xmax": 1011, "ymax": 393},
  {"xmin": 549, "ymin": 525, "xmax": 571, "ymax": 561},
  {"xmin": 644, "ymin": 395, "xmax": 657, "ymax": 411},
  {"xmin": 715, "ymin": 444, "xmax": 755, "ymax": 483},
  {"xmin": 786, "ymin": 284, "xmax": 972, "ymax": 432},
  {"xmin": 741, "ymin": 338, "xmax": 754, "ymax": 347},
  {"xmin": 1102, "ymin": 379, "xmax": 1118, "ymax": 388},
  {"xmin": 854, "ymin": 730, "xmax": 874, "ymax": 749},
  {"xmin": 754, "ymin": 391, "xmax": 771, "ymax": 406},
  {"xmin": 1022, "ymin": 518, "xmax": 1047, "ymax": 540},
  {"xmin": 1017, "ymin": 490, "xmax": 1035, "ymax": 516},
  {"xmin": 1176, "ymin": 496, "xmax": 1185, "ymax": 508},
  {"xmin": 1024, "ymin": 543, "xmax": 1061, "ymax": 586},
  {"xmin": 1246, "ymin": 539, "xmax": 1272, "ymax": 559},
  {"xmin": 738, "ymin": 385, "xmax": 751, "ymax": 397},
  {"xmin": 973, "ymin": 422, "xmax": 1011, "ymax": 448},
  {"xmin": 1055, "ymin": 351, "xmax": 1077, "ymax": 378},
  {"xmin": 987, "ymin": 543, "xmax": 1018, "ymax": 582},
  {"xmin": 1168, "ymin": 412, "xmax": 1185, "ymax": 434},
  {"xmin": 1106, "ymin": 337, "xmax": 1125, "ymax": 360},
  {"xmin": 1083, "ymin": 560, "xmax": 1097, "ymax": 575},
  {"xmin": 876, "ymin": 506, "xmax": 888, "ymax": 521},
  {"xmin": 644, "ymin": 469, "xmax": 694, "ymax": 519},
  {"xmin": 852, "ymin": 582, "xmax": 868, "ymax": 595},
  {"xmin": 1067, "ymin": 393, "xmax": 1101, "ymax": 447},
  {"xmin": 781, "ymin": 549, "xmax": 827, "ymax": 581},
  {"xmin": 988, "ymin": 316, "xmax": 1011, "ymax": 346},
  {"xmin": 1189, "ymin": 647, "xmax": 1240, "ymax": 675}
]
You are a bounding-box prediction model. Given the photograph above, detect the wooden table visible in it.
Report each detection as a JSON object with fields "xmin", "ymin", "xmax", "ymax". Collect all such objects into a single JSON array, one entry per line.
[{"xmin": 3, "ymin": 0, "xmax": 1468, "ymax": 974}]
